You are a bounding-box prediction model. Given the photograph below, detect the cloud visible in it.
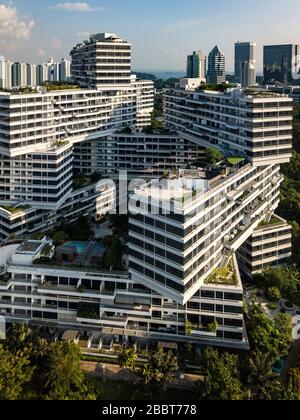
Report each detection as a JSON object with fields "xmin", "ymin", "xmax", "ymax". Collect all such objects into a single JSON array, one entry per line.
[
  {"xmin": 50, "ymin": 2, "xmax": 103, "ymax": 12},
  {"xmin": 0, "ymin": 4, "xmax": 35, "ymax": 40}
]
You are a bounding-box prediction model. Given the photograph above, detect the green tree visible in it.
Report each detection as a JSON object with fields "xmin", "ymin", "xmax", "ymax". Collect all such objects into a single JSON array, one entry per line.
[
  {"xmin": 105, "ymin": 250, "xmax": 117, "ymax": 270},
  {"xmin": 245, "ymin": 352, "xmax": 283, "ymax": 400},
  {"xmin": 199, "ymin": 347, "xmax": 244, "ymax": 400},
  {"xmin": 44, "ymin": 341, "xmax": 96, "ymax": 400},
  {"xmin": 0, "ymin": 345, "xmax": 34, "ymax": 400},
  {"xmin": 119, "ymin": 346, "xmax": 138, "ymax": 370},
  {"xmin": 143, "ymin": 348, "xmax": 178, "ymax": 389},
  {"xmin": 204, "ymin": 148, "xmax": 224, "ymax": 164},
  {"xmin": 266, "ymin": 287, "xmax": 282, "ymax": 302},
  {"xmin": 246, "ymin": 302, "xmax": 292, "ymax": 362},
  {"xmin": 273, "ymin": 313, "xmax": 293, "ymax": 357},
  {"xmin": 185, "ymin": 319, "xmax": 192, "ymax": 335},
  {"xmin": 207, "ymin": 320, "xmax": 219, "ymax": 333},
  {"xmin": 52, "ymin": 230, "xmax": 68, "ymax": 245},
  {"xmin": 285, "ymin": 368, "xmax": 300, "ymax": 400},
  {"xmin": 291, "ymin": 221, "xmax": 300, "ymax": 267}
]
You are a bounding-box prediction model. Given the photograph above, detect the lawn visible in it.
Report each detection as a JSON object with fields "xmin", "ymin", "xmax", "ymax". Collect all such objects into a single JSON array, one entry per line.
[{"xmin": 227, "ymin": 157, "xmax": 245, "ymax": 166}]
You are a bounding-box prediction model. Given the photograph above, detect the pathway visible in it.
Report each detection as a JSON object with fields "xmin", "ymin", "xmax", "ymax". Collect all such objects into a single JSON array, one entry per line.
[{"xmin": 80, "ymin": 361, "xmax": 203, "ymax": 390}]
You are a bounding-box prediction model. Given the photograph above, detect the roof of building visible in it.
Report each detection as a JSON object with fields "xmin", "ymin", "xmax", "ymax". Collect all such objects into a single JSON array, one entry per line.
[{"xmin": 16, "ymin": 240, "xmax": 44, "ymax": 254}]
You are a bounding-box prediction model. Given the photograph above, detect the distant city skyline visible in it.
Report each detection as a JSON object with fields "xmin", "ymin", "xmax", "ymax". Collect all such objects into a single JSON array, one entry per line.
[{"xmin": 0, "ymin": 0, "xmax": 300, "ymax": 72}]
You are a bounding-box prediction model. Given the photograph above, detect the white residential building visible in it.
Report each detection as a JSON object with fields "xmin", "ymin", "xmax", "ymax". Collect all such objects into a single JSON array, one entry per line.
[
  {"xmin": 134, "ymin": 77, "xmax": 155, "ymax": 127},
  {"xmin": 0, "ymin": 56, "xmax": 12, "ymax": 90},
  {"xmin": 70, "ymin": 33, "xmax": 132, "ymax": 88}
]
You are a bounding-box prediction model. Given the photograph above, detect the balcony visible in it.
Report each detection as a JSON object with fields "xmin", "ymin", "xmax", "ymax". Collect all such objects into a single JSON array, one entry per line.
[{"xmin": 225, "ymin": 216, "xmax": 260, "ymax": 252}]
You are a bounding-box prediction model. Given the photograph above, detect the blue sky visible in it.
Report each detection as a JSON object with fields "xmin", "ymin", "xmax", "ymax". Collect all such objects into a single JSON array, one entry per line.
[{"xmin": 1, "ymin": 0, "xmax": 300, "ymax": 72}]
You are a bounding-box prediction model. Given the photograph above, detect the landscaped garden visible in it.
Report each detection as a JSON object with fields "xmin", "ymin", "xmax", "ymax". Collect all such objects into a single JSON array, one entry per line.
[{"xmin": 205, "ymin": 259, "xmax": 238, "ymax": 286}]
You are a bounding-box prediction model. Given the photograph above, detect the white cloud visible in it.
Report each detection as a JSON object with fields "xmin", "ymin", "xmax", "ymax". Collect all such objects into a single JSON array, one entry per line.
[
  {"xmin": 0, "ymin": 4, "xmax": 35, "ymax": 40},
  {"xmin": 50, "ymin": 2, "xmax": 103, "ymax": 12}
]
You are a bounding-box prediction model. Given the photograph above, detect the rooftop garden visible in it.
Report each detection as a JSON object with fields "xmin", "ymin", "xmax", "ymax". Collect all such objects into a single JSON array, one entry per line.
[
  {"xmin": 42, "ymin": 81, "xmax": 80, "ymax": 91},
  {"xmin": 227, "ymin": 156, "xmax": 246, "ymax": 166},
  {"xmin": 205, "ymin": 259, "xmax": 238, "ymax": 286},
  {"xmin": 197, "ymin": 83, "xmax": 235, "ymax": 92},
  {"xmin": 50, "ymin": 140, "xmax": 69, "ymax": 149},
  {"xmin": 258, "ymin": 215, "xmax": 284, "ymax": 228},
  {"xmin": 0, "ymin": 87, "xmax": 37, "ymax": 94}
]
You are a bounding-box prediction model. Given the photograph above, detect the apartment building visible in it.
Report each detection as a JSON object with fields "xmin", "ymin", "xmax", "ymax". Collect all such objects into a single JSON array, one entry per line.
[
  {"xmin": 0, "ymin": 33, "xmax": 294, "ymax": 350},
  {"xmin": 238, "ymin": 214, "xmax": 292, "ymax": 279},
  {"xmin": 134, "ymin": 78, "xmax": 155, "ymax": 127},
  {"xmin": 70, "ymin": 33, "xmax": 132, "ymax": 88},
  {"xmin": 0, "ymin": 180, "xmax": 115, "ymax": 241},
  {"xmin": 0, "ymin": 236, "xmax": 247, "ymax": 349},
  {"xmin": 0, "ymin": 87, "xmax": 137, "ymax": 158},
  {"xmin": 73, "ymin": 132, "xmax": 204, "ymax": 179},
  {"xmin": 0, "ymin": 56, "xmax": 12, "ymax": 90},
  {"xmin": 164, "ymin": 83, "xmax": 293, "ymax": 166},
  {"xmin": 128, "ymin": 163, "xmax": 283, "ymax": 305}
]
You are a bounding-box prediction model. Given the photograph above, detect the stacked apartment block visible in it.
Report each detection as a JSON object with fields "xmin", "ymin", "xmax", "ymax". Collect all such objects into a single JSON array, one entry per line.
[{"xmin": 0, "ymin": 34, "xmax": 293, "ymax": 350}]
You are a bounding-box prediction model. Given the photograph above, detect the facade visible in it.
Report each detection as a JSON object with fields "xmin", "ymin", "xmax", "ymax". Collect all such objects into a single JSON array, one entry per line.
[
  {"xmin": 134, "ymin": 78, "xmax": 155, "ymax": 128},
  {"xmin": 238, "ymin": 214, "xmax": 292, "ymax": 279},
  {"xmin": 26, "ymin": 64, "xmax": 37, "ymax": 87},
  {"xmin": 164, "ymin": 86, "xmax": 293, "ymax": 166},
  {"xmin": 70, "ymin": 33, "xmax": 132, "ymax": 88},
  {"xmin": 207, "ymin": 46, "xmax": 226, "ymax": 85},
  {"xmin": 187, "ymin": 50, "xmax": 206, "ymax": 81},
  {"xmin": 60, "ymin": 58, "xmax": 71, "ymax": 82},
  {"xmin": 235, "ymin": 42, "xmax": 256, "ymax": 86},
  {"xmin": 264, "ymin": 44, "xmax": 300, "ymax": 85},
  {"xmin": 0, "ymin": 181, "xmax": 115, "ymax": 241},
  {"xmin": 128, "ymin": 165, "xmax": 283, "ymax": 305},
  {"xmin": 262, "ymin": 85, "xmax": 300, "ymax": 106},
  {"xmin": 12, "ymin": 63, "xmax": 27, "ymax": 88},
  {"xmin": 0, "ymin": 236, "xmax": 247, "ymax": 349},
  {"xmin": 73, "ymin": 132, "xmax": 204, "ymax": 179}
]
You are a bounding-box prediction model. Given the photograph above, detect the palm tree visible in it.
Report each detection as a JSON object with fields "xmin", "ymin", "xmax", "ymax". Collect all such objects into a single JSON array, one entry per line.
[{"xmin": 247, "ymin": 352, "xmax": 283, "ymax": 400}]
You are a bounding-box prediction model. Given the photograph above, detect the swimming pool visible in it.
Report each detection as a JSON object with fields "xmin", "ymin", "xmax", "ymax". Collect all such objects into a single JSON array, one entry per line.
[
  {"xmin": 63, "ymin": 241, "xmax": 105, "ymax": 256},
  {"xmin": 64, "ymin": 241, "xmax": 88, "ymax": 253}
]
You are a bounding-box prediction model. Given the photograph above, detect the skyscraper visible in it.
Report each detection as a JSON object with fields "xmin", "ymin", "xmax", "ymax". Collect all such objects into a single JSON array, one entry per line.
[
  {"xmin": 186, "ymin": 50, "xmax": 206, "ymax": 81},
  {"xmin": 235, "ymin": 42, "xmax": 256, "ymax": 86},
  {"xmin": 36, "ymin": 65, "xmax": 43, "ymax": 85},
  {"xmin": 207, "ymin": 46, "xmax": 226, "ymax": 84},
  {"xmin": 60, "ymin": 58, "xmax": 71, "ymax": 82},
  {"xmin": 12, "ymin": 62, "xmax": 27, "ymax": 87},
  {"xmin": 264, "ymin": 44, "xmax": 300, "ymax": 84},
  {"xmin": 26, "ymin": 63, "xmax": 37, "ymax": 87},
  {"xmin": 0, "ymin": 56, "xmax": 12, "ymax": 89}
]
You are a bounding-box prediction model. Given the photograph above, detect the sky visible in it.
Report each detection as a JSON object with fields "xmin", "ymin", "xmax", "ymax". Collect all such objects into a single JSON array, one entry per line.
[{"xmin": 1, "ymin": 0, "xmax": 300, "ymax": 72}]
